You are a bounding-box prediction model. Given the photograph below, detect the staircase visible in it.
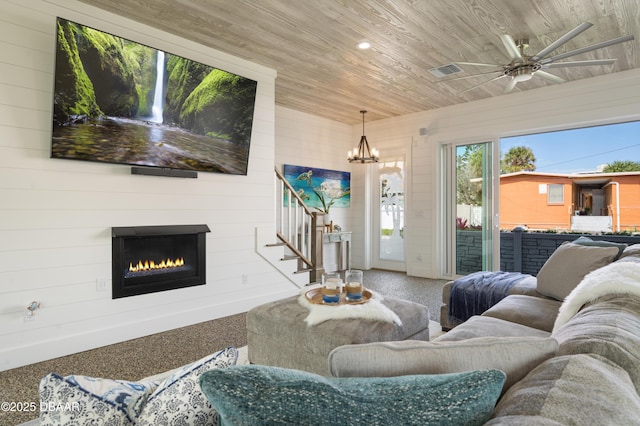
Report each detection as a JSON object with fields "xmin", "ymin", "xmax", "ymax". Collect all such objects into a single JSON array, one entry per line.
[{"xmin": 256, "ymin": 167, "xmax": 325, "ymax": 287}]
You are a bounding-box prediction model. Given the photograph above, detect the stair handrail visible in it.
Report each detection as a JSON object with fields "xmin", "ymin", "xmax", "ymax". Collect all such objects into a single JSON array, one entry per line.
[{"xmin": 274, "ymin": 166, "xmax": 324, "ymax": 283}]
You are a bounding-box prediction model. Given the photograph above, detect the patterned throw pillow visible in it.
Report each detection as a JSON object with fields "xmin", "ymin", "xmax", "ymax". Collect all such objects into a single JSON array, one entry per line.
[
  {"xmin": 200, "ymin": 365, "xmax": 506, "ymax": 426},
  {"xmin": 38, "ymin": 347, "xmax": 237, "ymax": 426},
  {"xmin": 136, "ymin": 346, "xmax": 238, "ymax": 426},
  {"xmin": 39, "ymin": 373, "xmax": 159, "ymax": 425}
]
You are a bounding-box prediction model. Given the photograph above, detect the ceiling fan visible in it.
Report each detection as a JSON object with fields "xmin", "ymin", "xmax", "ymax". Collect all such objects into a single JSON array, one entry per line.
[{"xmin": 448, "ymin": 22, "xmax": 634, "ymax": 95}]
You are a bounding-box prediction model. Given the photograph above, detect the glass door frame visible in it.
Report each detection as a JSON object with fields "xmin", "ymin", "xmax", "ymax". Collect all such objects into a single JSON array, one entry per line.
[{"xmin": 439, "ymin": 138, "xmax": 500, "ymax": 278}]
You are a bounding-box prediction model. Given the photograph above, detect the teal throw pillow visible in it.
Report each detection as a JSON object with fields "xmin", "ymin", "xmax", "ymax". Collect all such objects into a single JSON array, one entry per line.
[{"xmin": 199, "ymin": 365, "xmax": 506, "ymax": 426}]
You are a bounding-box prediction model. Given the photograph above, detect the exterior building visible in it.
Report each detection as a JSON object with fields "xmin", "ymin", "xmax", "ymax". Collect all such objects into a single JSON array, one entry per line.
[{"xmin": 500, "ymin": 171, "xmax": 640, "ymax": 232}]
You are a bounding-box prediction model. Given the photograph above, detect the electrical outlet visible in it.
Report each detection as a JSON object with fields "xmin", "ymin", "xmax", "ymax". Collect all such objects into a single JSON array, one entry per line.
[
  {"xmin": 96, "ymin": 278, "xmax": 106, "ymax": 292},
  {"xmin": 241, "ymin": 274, "xmax": 248, "ymax": 285}
]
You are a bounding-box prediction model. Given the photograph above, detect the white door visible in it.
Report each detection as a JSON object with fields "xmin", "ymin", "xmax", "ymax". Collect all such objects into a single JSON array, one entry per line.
[{"xmin": 372, "ymin": 157, "xmax": 406, "ymax": 271}]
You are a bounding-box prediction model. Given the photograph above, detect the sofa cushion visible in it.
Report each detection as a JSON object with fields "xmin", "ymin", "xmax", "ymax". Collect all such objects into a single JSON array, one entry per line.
[
  {"xmin": 328, "ymin": 336, "xmax": 557, "ymax": 393},
  {"xmin": 553, "ymin": 294, "xmax": 640, "ymax": 393},
  {"xmin": 535, "ymin": 242, "xmax": 619, "ymax": 301},
  {"xmin": 200, "ymin": 364, "xmax": 506, "ymax": 426},
  {"xmin": 136, "ymin": 346, "xmax": 238, "ymax": 426},
  {"xmin": 616, "ymin": 255, "xmax": 640, "ymax": 265},
  {"xmin": 434, "ymin": 315, "xmax": 551, "ymax": 342},
  {"xmin": 573, "ymin": 235, "xmax": 626, "ymax": 259},
  {"xmin": 620, "ymin": 243, "xmax": 640, "ymax": 259},
  {"xmin": 482, "ymin": 295, "xmax": 562, "ymax": 332},
  {"xmin": 38, "ymin": 373, "xmax": 158, "ymax": 425},
  {"xmin": 487, "ymin": 354, "xmax": 640, "ymax": 425}
]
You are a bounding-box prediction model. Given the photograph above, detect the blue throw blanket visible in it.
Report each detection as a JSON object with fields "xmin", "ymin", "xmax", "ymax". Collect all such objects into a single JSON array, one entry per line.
[{"xmin": 448, "ymin": 271, "xmax": 531, "ymax": 324}]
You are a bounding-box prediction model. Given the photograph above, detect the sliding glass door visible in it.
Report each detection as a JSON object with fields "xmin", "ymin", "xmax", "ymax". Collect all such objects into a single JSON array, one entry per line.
[{"xmin": 441, "ymin": 140, "xmax": 497, "ymax": 276}]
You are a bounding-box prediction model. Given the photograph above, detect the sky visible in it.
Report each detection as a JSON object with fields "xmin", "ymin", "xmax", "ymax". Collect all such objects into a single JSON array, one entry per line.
[{"xmin": 500, "ymin": 120, "xmax": 640, "ymax": 174}]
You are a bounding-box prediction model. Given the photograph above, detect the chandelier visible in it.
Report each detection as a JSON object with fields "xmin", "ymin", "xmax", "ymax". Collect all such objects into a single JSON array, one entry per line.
[{"xmin": 347, "ymin": 110, "xmax": 379, "ymax": 163}]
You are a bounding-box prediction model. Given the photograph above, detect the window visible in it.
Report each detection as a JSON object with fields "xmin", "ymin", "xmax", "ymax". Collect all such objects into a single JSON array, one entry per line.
[{"xmin": 547, "ymin": 184, "xmax": 564, "ymax": 204}]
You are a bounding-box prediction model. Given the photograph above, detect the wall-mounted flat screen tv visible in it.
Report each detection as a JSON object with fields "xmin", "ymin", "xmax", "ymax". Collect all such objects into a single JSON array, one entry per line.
[{"xmin": 51, "ymin": 17, "xmax": 258, "ymax": 175}]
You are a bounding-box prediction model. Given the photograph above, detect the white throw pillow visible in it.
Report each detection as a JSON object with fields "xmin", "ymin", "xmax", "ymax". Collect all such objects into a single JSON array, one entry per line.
[
  {"xmin": 328, "ymin": 336, "xmax": 558, "ymax": 392},
  {"xmin": 136, "ymin": 346, "xmax": 237, "ymax": 426},
  {"xmin": 536, "ymin": 242, "xmax": 619, "ymax": 301},
  {"xmin": 38, "ymin": 347, "xmax": 237, "ymax": 426}
]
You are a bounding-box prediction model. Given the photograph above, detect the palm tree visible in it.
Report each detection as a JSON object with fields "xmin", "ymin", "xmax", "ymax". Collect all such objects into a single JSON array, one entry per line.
[
  {"xmin": 501, "ymin": 146, "xmax": 536, "ymax": 174},
  {"xmin": 456, "ymin": 144, "xmax": 483, "ymax": 205},
  {"xmin": 602, "ymin": 160, "xmax": 640, "ymax": 172}
]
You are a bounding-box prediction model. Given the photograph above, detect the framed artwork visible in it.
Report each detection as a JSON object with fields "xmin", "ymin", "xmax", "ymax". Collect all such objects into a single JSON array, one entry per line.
[{"xmin": 283, "ymin": 165, "xmax": 350, "ymax": 212}]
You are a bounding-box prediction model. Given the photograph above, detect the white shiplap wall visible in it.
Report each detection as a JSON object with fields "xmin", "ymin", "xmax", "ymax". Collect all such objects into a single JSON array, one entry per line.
[
  {"xmin": 274, "ymin": 106, "xmax": 355, "ymax": 271},
  {"xmin": 365, "ymin": 68, "xmax": 640, "ymax": 279},
  {"xmin": 0, "ymin": 0, "xmax": 297, "ymax": 371}
]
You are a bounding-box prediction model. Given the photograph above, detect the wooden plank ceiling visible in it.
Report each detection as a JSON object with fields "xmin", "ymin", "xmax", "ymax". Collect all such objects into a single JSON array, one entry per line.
[{"xmin": 78, "ymin": 0, "xmax": 639, "ymax": 124}]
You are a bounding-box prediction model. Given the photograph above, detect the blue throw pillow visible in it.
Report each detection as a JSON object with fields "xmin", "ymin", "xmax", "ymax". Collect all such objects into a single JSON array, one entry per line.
[
  {"xmin": 39, "ymin": 373, "xmax": 158, "ymax": 425},
  {"xmin": 199, "ymin": 365, "xmax": 505, "ymax": 426}
]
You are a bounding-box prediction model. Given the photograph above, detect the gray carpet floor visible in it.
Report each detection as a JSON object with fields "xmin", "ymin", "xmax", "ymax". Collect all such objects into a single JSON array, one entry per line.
[{"xmin": 0, "ymin": 269, "xmax": 447, "ymax": 425}]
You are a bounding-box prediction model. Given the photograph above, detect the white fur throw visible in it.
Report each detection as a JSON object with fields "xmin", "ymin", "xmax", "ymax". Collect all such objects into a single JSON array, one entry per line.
[
  {"xmin": 553, "ymin": 262, "xmax": 640, "ymax": 332},
  {"xmin": 298, "ymin": 286, "xmax": 402, "ymax": 327}
]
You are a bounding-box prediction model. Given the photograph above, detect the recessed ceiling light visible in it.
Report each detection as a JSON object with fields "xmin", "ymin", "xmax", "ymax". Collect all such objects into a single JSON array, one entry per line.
[{"xmin": 357, "ymin": 40, "xmax": 371, "ymax": 50}]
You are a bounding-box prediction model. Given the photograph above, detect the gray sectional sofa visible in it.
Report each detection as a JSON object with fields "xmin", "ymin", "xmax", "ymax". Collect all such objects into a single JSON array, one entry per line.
[
  {"xmin": 21, "ymin": 240, "xmax": 640, "ymax": 424},
  {"xmin": 329, "ymin": 242, "xmax": 640, "ymax": 423}
]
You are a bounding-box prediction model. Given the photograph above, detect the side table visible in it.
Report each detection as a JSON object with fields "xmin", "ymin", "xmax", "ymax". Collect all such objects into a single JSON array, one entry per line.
[{"xmin": 323, "ymin": 231, "xmax": 351, "ymax": 272}]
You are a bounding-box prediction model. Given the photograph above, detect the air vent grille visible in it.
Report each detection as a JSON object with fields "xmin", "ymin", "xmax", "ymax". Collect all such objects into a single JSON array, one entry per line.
[{"xmin": 428, "ymin": 63, "xmax": 464, "ymax": 78}]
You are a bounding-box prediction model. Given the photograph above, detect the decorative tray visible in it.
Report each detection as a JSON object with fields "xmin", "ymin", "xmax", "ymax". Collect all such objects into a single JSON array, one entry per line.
[{"xmin": 305, "ymin": 287, "xmax": 372, "ymax": 305}]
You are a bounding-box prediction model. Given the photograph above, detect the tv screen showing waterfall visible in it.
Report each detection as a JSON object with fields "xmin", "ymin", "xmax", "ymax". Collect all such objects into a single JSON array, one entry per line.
[{"xmin": 51, "ymin": 17, "xmax": 258, "ymax": 175}]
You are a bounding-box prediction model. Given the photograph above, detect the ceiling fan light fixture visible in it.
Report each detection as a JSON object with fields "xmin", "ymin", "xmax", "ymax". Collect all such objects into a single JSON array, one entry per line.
[
  {"xmin": 348, "ymin": 110, "xmax": 379, "ymax": 163},
  {"xmin": 512, "ymin": 66, "xmax": 534, "ymax": 82}
]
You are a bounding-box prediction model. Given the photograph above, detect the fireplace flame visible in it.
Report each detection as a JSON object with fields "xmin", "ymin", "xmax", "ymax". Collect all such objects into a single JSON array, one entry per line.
[{"xmin": 129, "ymin": 257, "xmax": 185, "ymax": 272}]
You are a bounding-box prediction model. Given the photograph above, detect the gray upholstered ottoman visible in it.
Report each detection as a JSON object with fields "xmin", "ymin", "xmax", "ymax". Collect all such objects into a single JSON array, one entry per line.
[{"xmin": 247, "ymin": 294, "xmax": 430, "ymax": 376}]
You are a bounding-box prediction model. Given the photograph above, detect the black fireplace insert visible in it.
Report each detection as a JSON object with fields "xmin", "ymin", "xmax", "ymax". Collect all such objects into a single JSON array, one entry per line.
[{"xmin": 112, "ymin": 225, "xmax": 210, "ymax": 298}]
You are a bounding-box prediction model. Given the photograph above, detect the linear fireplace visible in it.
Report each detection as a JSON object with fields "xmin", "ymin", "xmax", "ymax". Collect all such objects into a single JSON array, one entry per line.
[{"xmin": 112, "ymin": 225, "xmax": 210, "ymax": 299}]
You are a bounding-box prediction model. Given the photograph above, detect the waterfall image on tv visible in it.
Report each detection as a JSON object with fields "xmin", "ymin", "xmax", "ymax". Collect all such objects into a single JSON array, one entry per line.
[{"xmin": 51, "ymin": 17, "xmax": 258, "ymax": 175}]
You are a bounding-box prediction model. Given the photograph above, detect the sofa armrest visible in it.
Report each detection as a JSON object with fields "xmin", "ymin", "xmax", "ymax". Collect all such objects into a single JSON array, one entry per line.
[{"xmin": 440, "ymin": 274, "xmax": 543, "ymax": 331}]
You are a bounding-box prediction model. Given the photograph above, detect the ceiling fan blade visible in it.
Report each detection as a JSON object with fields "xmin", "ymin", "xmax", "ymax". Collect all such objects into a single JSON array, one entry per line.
[
  {"xmin": 504, "ymin": 78, "xmax": 518, "ymax": 93},
  {"xmin": 540, "ymin": 34, "xmax": 635, "ymax": 64},
  {"xmin": 534, "ymin": 70, "xmax": 565, "ymax": 84},
  {"xmin": 530, "ymin": 22, "xmax": 593, "ymax": 62},
  {"xmin": 542, "ymin": 59, "xmax": 617, "ymax": 68},
  {"xmin": 445, "ymin": 70, "xmax": 503, "ymax": 81},
  {"xmin": 454, "ymin": 61, "xmax": 504, "ymax": 68},
  {"xmin": 458, "ymin": 74, "xmax": 507, "ymax": 95},
  {"xmin": 500, "ymin": 34, "xmax": 523, "ymax": 62}
]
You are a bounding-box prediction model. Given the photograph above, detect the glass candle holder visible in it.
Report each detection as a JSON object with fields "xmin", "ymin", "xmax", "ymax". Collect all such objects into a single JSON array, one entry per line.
[
  {"xmin": 345, "ymin": 269, "xmax": 364, "ymax": 301},
  {"xmin": 322, "ymin": 272, "xmax": 342, "ymax": 304}
]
